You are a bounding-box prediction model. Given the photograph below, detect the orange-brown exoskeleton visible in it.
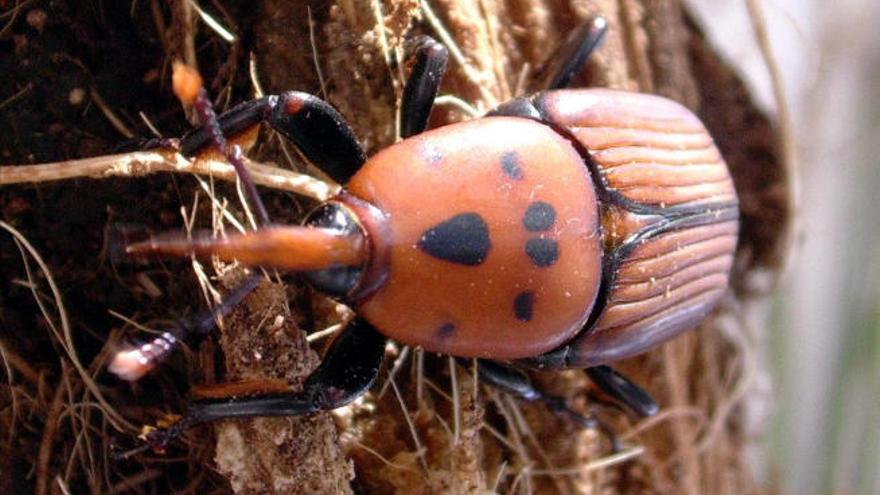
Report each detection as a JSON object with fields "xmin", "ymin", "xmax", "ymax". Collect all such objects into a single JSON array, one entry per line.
[{"xmin": 112, "ymin": 16, "xmax": 738, "ymax": 453}]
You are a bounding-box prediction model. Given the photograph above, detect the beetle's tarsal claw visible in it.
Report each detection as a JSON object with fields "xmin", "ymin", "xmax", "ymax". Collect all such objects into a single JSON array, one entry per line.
[
  {"xmin": 110, "ymin": 438, "xmax": 153, "ymax": 461},
  {"xmin": 142, "ymin": 426, "xmax": 174, "ymax": 454}
]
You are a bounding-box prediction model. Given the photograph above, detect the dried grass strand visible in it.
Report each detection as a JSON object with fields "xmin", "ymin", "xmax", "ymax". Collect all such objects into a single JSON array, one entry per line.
[
  {"xmin": 0, "ymin": 337, "xmax": 41, "ymax": 385},
  {"xmin": 420, "ymin": 0, "xmax": 498, "ymax": 107},
  {"xmin": 2, "ymin": 222, "xmax": 132, "ymax": 431},
  {"xmin": 390, "ymin": 377, "xmax": 430, "ymax": 473},
  {"xmin": 35, "ymin": 368, "xmax": 71, "ymax": 495}
]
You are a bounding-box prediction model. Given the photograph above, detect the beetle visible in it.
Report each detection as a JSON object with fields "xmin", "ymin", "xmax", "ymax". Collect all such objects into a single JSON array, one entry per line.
[{"xmin": 111, "ymin": 16, "xmax": 739, "ymax": 452}]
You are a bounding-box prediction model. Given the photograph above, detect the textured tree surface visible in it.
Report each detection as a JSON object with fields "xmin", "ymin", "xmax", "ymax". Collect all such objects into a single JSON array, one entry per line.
[{"xmin": 0, "ymin": 0, "xmax": 789, "ymax": 494}]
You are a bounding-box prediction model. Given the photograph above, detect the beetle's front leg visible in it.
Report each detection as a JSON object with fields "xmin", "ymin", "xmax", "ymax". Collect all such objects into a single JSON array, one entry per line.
[
  {"xmin": 179, "ymin": 92, "xmax": 368, "ymax": 184},
  {"xmin": 110, "ymin": 274, "xmax": 263, "ymax": 381},
  {"xmin": 126, "ymin": 318, "xmax": 386, "ymax": 454},
  {"xmin": 521, "ymin": 349, "xmax": 660, "ymax": 419}
]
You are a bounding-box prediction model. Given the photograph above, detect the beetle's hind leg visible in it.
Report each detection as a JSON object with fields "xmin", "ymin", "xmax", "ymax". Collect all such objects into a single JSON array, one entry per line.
[
  {"xmin": 116, "ymin": 319, "xmax": 387, "ymax": 456},
  {"xmin": 585, "ymin": 365, "xmax": 660, "ymax": 418},
  {"xmin": 522, "ymin": 350, "xmax": 660, "ymax": 419},
  {"xmin": 464, "ymin": 359, "xmax": 623, "ymax": 452},
  {"xmin": 536, "ymin": 16, "xmax": 608, "ymax": 91}
]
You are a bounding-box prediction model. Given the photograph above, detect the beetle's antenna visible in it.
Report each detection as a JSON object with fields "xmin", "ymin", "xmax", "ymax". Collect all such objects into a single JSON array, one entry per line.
[
  {"xmin": 109, "ymin": 273, "xmax": 262, "ymax": 381},
  {"xmin": 173, "ymin": 62, "xmax": 270, "ymax": 226}
]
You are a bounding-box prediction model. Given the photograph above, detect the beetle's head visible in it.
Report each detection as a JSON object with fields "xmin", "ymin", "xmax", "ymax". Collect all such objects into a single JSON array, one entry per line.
[
  {"xmin": 111, "ymin": 195, "xmax": 389, "ymax": 382},
  {"xmin": 302, "ymin": 199, "xmax": 386, "ymax": 301},
  {"xmin": 125, "ymin": 194, "xmax": 387, "ymax": 301}
]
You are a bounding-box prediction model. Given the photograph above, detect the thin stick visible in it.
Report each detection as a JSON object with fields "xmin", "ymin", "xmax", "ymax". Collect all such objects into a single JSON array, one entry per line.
[
  {"xmin": 530, "ymin": 446, "xmax": 645, "ymax": 475},
  {"xmin": 0, "ymin": 151, "xmax": 338, "ymax": 201},
  {"xmin": 390, "ymin": 378, "xmax": 429, "ymax": 473},
  {"xmin": 370, "ymin": 0, "xmax": 393, "ymax": 70},
  {"xmin": 248, "ymin": 51, "xmax": 266, "ymax": 98},
  {"xmin": 433, "ymin": 94, "xmax": 481, "ymax": 118},
  {"xmin": 420, "ymin": 0, "xmax": 498, "ymax": 107},
  {"xmin": 186, "ymin": 0, "xmax": 236, "ymax": 42},
  {"xmin": 35, "ymin": 369, "xmax": 70, "ymax": 495},
  {"xmin": 0, "ymin": 82, "xmax": 34, "ymax": 112},
  {"xmin": 305, "ymin": 323, "xmax": 344, "ymax": 343},
  {"xmin": 377, "ymin": 345, "xmax": 410, "ymax": 398}
]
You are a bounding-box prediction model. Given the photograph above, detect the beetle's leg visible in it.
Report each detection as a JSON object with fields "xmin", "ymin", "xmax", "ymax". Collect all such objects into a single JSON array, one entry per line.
[
  {"xmin": 585, "ymin": 365, "xmax": 659, "ymax": 418},
  {"xmin": 263, "ymin": 92, "xmax": 368, "ymax": 184},
  {"xmin": 109, "ymin": 273, "xmax": 263, "ymax": 381},
  {"xmin": 538, "ymin": 16, "xmax": 608, "ymax": 90},
  {"xmin": 112, "ymin": 76, "xmax": 276, "ymax": 380},
  {"xmin": 123, "ymin": 318, "xmax": 386, "ymax": 454},
  {"xmin": 519, "ymin": 350, "xmax": 660, "ymax": 418},
  {"xmin": 179, "ymin": 92, "xmax": 367, "ymax": 185},
  {"xmin": 178, "ymin": 96, "xmax": 277, "ymax": 157},
  {"xmin": 400, "ymin": 35, "xmax": 449, "ymax": 138},
  {"xmin": 189, "ymin": 85, "xmax": 271, "ymax": 225},
  {"xmin": 464, "ymin": 359, "xmax": 622, "ymax": 451}
]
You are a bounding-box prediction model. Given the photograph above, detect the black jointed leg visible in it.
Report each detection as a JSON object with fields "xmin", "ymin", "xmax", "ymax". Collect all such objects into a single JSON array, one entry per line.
[
  {"xmin": 179, "ymin": 92, "xmax": 367, "ymax": 185},
  {"xmin": 400, "ymin": 35, "xmax": 449, "ymax": 138},
  {"xmin": 468, "ymin": 359, "xmax": 623, "ymax": 451},
  {"xmin": 268, "ymin": 92, "xmax": 367, "ymax": 184},
  {"xmin": 134, "ymin": 318, "xmax": 387, "ymax": 452},
  {"xmin": 539, "ymin": 16, "xmax": 608, "ymax": 90},
  {"xmin": 465, "ymin": 359, "xmax": 592, "ymax": 427},
  {"xmin": 109, "ymin": 274, "xmax": 263, "ymax": 381},
  {"xmin": 179, "ymin": 96, "xmax": 276, "ymax": 157},
  {"xmin": 585, "ymin": 365, "xmax": 659, "ymax": 418}
]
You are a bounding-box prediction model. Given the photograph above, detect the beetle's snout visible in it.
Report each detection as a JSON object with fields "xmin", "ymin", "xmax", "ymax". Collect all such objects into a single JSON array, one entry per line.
[{"xmin": 125, "ymin": 225, "xmax": 367, "ymax": 272}]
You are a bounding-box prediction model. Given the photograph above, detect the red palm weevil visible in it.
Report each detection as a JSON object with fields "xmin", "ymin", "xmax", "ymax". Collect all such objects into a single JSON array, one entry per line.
[{"xmin": 111, "ymin": 16, "xmax": 738, "ymax": 453}]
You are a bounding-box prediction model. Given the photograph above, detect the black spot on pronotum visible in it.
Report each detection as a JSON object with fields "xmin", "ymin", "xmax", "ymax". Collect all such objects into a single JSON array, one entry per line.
[
  {"xmin": 436, "ymin": 322, "xmax": 456, "ymax": 340},
  {"xmin": 418, "ymin": 213, "xmax": 491, "ymax": 266},
  {"xmin": 514, "ymin": 291, "xmax": 534, "ymax": 321},
  {"xmin": 523, "ymin": 202, "xmax": 556, "ymax": 231},
  {"xmin": 501, "ymin": 151, "xmax": 523, "ymax": 180},
  {"xmin": 525, "ymin": 238, "xmax": 559, "ymax": 267}
]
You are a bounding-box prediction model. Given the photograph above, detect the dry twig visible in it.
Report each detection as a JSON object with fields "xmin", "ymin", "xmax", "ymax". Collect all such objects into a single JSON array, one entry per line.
[{"xmin": 0, "ymin": 151, "xmax": 337, "ymax": 200}]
